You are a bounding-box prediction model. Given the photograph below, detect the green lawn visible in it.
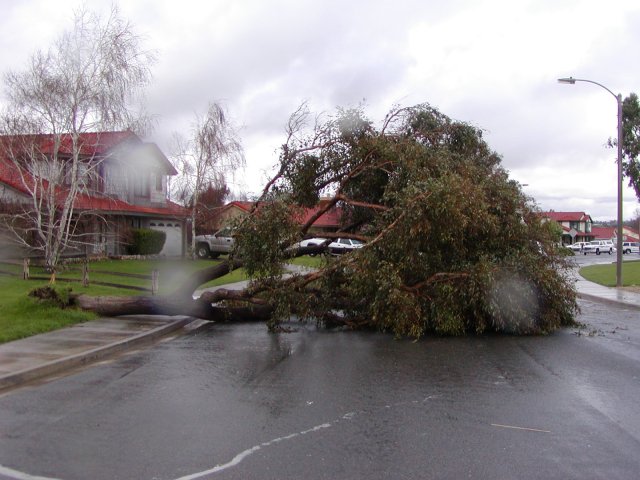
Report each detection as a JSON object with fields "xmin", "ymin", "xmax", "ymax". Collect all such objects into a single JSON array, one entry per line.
[
  {"xmin": 0, "ymin": 279, "xmax": 98, "ymax": 343},
  {"xmin": 0, "ymin": 257, "xmax": 237, "ymax": 343},
  {"xmin": 579, "ymin": 260, "xmax": 640, "ymax": 287},
  {"xmin": 0, "ymin": 255, "xmax": 320, "ymax": 343},
  {"xmin": 288, "ymin": 255, "xmax": 325, "ymax": 269}
]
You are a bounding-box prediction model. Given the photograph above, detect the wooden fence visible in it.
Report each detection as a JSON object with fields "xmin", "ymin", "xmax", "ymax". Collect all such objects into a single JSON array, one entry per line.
[{"xmin": 0, "ymin": 259, "xmax": 159, "ymax": 294}]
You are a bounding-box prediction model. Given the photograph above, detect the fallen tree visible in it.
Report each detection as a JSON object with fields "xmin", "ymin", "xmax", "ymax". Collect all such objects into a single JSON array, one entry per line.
[{"xmin": 74, "ymin": 103, "xmax": 578, "ymax": 337}]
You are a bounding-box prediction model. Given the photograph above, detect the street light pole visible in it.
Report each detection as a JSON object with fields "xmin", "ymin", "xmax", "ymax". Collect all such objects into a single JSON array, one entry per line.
[{"xmin": 558, "ymin": 76, "xmax": 624, "ymax": 287}]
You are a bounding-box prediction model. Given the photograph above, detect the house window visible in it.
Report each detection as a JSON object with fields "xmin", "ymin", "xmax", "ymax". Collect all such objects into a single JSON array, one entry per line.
[
  {"xmin": 61, "ymin": 160, "xmax": 89, "ymax": 186},
  {"xmin": 134, "ymin": 175, "xmax": 149, "ymax": 197},
  {"xmin": 570, "ymin": 221, "xmax": 582, "ymax": 232},
  {"xmin": 155, "ymin": 173, "xmax": 163, "ymax": 191}
]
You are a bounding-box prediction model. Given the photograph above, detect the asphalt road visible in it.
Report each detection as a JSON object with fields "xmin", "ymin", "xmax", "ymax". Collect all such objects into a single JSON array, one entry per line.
[
  {"xmin": 570, "ymin": 249, "xmax": 636, "ymax": 267},
  {"xmin": 0, "ymin": 297, "xmax": 639, "ymax": 480}
]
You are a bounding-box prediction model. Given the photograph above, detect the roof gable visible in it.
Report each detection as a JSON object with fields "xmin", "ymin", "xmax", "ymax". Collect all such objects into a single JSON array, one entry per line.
[
  {"xmin": 591, "ymin": 226, "xmax": 615, "ymax": 239},
  {"xmin": 1, "ymin": 131, "xmax": 177, "ymax": 176},
  {"xmin": 221, "ymin": 199, "xmax": 342, "ymax": 229},
  {"xmin": 543, "ymin": 211, "xmax": 592, "ymax": 223}
]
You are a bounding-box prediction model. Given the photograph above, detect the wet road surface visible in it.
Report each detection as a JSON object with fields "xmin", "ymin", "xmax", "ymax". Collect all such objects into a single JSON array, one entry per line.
[{"xmin": 1, "ymin": 298, "xmax": 639, "ymax": 480}]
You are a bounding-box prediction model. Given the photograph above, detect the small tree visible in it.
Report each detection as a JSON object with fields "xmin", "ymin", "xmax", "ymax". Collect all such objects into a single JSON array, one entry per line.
[
  {"xmin": 193, "ymin": 182, "xmax": 231, "ymax": 233},
  {"xmin": 0, "ymin": 6, "xmax": 154, "ymax": 271},
  {"xmin": 172, "ymin": 102, "xmax": 245, "ymax": 259}
]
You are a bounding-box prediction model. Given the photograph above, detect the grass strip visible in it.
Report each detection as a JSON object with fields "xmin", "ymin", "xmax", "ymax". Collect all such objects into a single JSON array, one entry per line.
[{"xmin": 579, "ymin": 260, "xmax": 640, "ymax": 287}]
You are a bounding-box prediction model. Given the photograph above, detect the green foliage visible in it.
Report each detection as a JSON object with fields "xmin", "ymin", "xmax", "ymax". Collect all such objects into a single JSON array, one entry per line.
[
  {"xmin": 126, "ymin": 228, "xmax": 166, "ymax": 255},
  {"xmin": 610, "ymin": 93, "xmax": 640, "ymax": 201},
  {"xmin": 543, "ymin": 219, "xmax": 564, "ymax": 243},
  {"xmin": 237, "ymin": 103, "xmax": 578, "ymax": 337},
  {"xmin": 233, "ymin": 199, "xmax": 301, "ymax": 278},
  {"xmin": 622, "ymin": 93, "xmax": 640, "ymax": 201}
]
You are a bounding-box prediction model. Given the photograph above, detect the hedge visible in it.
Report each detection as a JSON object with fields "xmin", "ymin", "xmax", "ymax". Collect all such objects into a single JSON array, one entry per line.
[{"xmin": 126, "ymin": 228, "xmax": 166, "ymax": 255}]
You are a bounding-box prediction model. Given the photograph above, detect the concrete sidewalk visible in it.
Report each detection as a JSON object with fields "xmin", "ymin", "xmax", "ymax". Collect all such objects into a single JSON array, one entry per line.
[
  {"xmin": 1, "ymin": 270, "xmax": 639, "ymax": 394},
  {"xmin": 574, "ymin": 273, "xmax": 640, "ymax": 310},
  {"xmin": 0, "ymin": 315, "xmax": 197, "ymax": 393}
]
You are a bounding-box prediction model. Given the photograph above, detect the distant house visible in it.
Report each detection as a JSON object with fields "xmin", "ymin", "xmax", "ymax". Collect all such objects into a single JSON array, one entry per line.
[
  {"xmin": 541, "ymin": 211, "xmax": 640, "ymax": 244},
  {"xmin": 207, "ymin": 199, "xmax": 343, "ymax": 235},
  {"xmin": 0, "ymin": 131, "xmax": 189, "ymax": 257},
  {"xmin": 541, "ymin": 211, "xmax": 594, "ymax": 245},
  {"xmin": 591, "ymin": 226, "xmax": 640, "ymax": 242}
]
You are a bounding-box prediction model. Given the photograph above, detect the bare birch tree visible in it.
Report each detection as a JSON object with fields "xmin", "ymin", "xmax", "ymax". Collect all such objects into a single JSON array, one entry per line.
[
  {"xmin": 0, "ymin": 6, "xmax": 155, "ymax": 272},
  {"xmin": 172, "ymin": 102, "xmax": 245, "ymax": 259}
]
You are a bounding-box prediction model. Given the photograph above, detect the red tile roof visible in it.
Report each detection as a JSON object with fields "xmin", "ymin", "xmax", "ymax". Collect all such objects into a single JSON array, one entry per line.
[
  {"xmin": 222, "ymin": 199, "xmax": 342, "ymax": 228},
  {"xmin": 1, "ymin": 131, "xmax": 136, "ymax": 157},
  {"xmin": 591, "ymin": 226, "xmax": 640, "ymax": 241},
  {"xmin": 591, "ymin": 226, "xmax": 615, "ymax": 239},
  {"xmin": 0, "ymin": 158, "xmax": 28, "ymax": 194},
  {"xmin": 73, "ymin": 193, "xmax": 188, "ymax": 217},
  {"xmin": 296, "ymin": 203, "xmax": 342, "ymax": 228},
  {"xmin": 543, "ymin": 211, "xmax": 592, "ymax": 223},
  {"xmin": 225, "ymin": 201, "xmax": 254, "ymax": 212},
  {"xmin": 0, "ymin": 131, "xmax": 177, "ymax": 175}
]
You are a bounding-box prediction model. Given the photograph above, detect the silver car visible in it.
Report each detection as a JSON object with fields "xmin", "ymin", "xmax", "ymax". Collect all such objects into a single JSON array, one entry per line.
[{"xmin": 328, "ymin": 238, "xmax": 365, "ymax": 255}]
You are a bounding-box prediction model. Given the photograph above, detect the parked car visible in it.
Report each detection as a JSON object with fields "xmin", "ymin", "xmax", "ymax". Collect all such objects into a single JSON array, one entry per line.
[
  {"xmin": 622, "ymin": 241, "xmax": 640, "ymax": 254},
  {"xmin": 328, "ymin": 238, "xmax": 365, "ymax": 255},
  {"xmin": 582, "ymin": 240, "xmax": 615, "ymax": 255},
  {"xmin": 568, "ymin": 242, "xmax": 587, "ymax": 252},
  {"xmin": 299, "ymin": 238, "xmax": 329, "ymax": 248},
  {"xmin": 298, "ymin": 238, "xmax": 329, "ymax": 256}
]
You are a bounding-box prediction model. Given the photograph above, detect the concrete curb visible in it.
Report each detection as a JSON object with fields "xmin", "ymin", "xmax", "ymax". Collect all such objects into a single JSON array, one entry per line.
[
  {"xmin": 0, "ymin": 316, "xmax": 197, "ymax": 393},
  {"xmin": 577, "ymin": 292, "xmax": 640, "ymax": 311}
]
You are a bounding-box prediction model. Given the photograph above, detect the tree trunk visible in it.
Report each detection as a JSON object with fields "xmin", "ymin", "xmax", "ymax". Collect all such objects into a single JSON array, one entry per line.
[
  {"xmin": 75, "ymin": 293, "xmax": 273, "ymax": 322},
  {"xmin": 73, "ymin": 248, "xmax": 330, "ymax": 324}
]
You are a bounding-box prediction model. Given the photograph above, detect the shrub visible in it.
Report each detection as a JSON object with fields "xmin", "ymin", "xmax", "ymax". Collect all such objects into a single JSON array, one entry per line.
[{"xmin": 126, "ymin": 228, "xmax": 166, "ymax": 255}]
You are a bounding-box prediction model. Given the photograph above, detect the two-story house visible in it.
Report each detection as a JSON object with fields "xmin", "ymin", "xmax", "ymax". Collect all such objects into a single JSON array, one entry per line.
[
  {"xmin": 0, "ymin": 131, "xmax": 188, "ymax": 257},
  {"xmin": 541, "ymin": 211, "xmax": 594, "ymax": 245}
]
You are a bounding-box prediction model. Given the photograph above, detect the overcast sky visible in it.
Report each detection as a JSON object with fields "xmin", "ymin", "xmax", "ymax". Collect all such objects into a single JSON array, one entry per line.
[{"xmin": 2, "ymin": 0, "xmax": 639, "ymax": 221}]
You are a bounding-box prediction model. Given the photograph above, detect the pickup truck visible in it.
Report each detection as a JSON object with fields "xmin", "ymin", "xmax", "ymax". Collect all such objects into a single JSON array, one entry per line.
[
  {"xmin": 194, "ymin": 228, "xmax": 234, "ymax": 258},
  {"xmin": 582, "ymin": 240, "xmax": 615, "ymax": 255}
]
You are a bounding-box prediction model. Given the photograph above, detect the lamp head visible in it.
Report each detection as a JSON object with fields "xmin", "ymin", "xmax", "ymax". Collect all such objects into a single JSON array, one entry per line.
[{"xmin": 558, "ymin": 77, "xmax": 576, "ymax": 84}]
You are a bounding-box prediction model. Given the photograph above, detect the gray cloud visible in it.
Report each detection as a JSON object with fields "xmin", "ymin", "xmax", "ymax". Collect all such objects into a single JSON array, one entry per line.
[{"xmin": 2, "ymin": 0, "xmax": 639, "ymax": 219}]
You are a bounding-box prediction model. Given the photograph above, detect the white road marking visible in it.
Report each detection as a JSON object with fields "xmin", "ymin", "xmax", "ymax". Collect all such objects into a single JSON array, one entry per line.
[
  {"xmin": 491, "ymin": 423, "xmax": 551, "ymax": 433},
  {"xmin": 0, "ymin": 464, "xmax": 62, "ymax": 480},
  {"xmin": 173, "ymin": 423, "xmax": 333, "ymax": 480}
]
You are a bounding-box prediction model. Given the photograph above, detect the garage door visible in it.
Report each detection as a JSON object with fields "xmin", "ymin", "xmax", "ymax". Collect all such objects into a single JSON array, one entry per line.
[{"xmin": 150, "ymin": 222, "xmax": 183, "ymax": 256}]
